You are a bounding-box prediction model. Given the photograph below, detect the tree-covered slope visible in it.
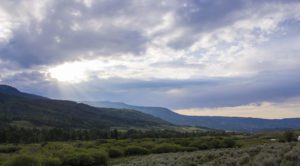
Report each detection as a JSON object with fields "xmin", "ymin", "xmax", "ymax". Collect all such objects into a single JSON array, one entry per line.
[
  {"xmin": 0, "ymin": 85, "xmax": 169, "ymax": 129},
  {"xmin": 0, "ymin": 85, "xmax": 46, "ymax": 99}
]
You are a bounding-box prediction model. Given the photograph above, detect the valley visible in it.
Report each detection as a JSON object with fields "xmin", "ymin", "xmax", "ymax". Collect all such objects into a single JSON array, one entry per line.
[{"xmin": 1, "ymin": 85, "xmax": 300, "ymax": 166}]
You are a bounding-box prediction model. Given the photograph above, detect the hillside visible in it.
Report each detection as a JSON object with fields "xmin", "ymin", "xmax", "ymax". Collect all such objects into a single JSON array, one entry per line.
[
  {"xmin": 0, "ymin": 85, "xmax": 169, "ymax": 129},
  {"xmin": 0, "ymin": 85, "xmax": 46, "ymax": 99},
  {"xmin": 84, "ymin": 101, "xmax": 300, "ymax": 132}
]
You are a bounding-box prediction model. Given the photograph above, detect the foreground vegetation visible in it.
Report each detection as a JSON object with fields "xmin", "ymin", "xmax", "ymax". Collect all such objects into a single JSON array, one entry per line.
[
  {"xmin": 119, "ymin": 142, "xmax": 300, "ymax": 166},
  {"xmin": 0, "ymin": 130, "xmax": 298, "ymax": 166},
  {"xmin": 0, "ymin": 135, "xmax": 237, "ymax": 166}
]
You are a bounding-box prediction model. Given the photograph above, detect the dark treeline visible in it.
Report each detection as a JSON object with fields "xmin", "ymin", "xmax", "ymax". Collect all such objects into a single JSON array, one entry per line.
[{"xmin": 0, "ymin": 126, "xmax": 226, "ymax": 144}]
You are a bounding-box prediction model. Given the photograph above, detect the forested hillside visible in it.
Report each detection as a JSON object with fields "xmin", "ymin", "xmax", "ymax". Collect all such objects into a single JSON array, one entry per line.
[{"xmin": 0, "ymin": 85, "xmax": 169, "ymax": 129}]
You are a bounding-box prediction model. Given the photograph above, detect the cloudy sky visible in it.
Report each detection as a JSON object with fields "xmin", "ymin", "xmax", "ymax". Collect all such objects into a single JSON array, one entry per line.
[{"xmin": 1, "ymin": 0, "xmax": 300, "ymax": 118}]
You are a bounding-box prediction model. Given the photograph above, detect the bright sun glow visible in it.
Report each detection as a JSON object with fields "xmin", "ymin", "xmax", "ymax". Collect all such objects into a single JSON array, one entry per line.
[{"xmin": 48, "ymin": 62, "xmax": 89, "ymax": 83}]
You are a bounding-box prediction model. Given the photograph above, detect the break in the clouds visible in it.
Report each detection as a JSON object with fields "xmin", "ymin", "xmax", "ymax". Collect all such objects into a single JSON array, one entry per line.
[{"xmin": 1, "ymin": 0, "xmax": 300, "ymax": 118}]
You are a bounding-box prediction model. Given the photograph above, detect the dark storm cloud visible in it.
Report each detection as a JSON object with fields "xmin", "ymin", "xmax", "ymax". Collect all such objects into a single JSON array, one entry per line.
[
  {"xmin": 0, "ymin": 70, "xmax": 47, "ymax": 86},
  {"xmin": 2, "ymin": 26, "xmax": 146, "ymax": 67},
  {"xmin": 0, "ymin": 0, "xmax": 159, "ymax": 67},
  {"xmin": 168, "ymin": 0, "xmax": 246, "ymax": 48},
  {"xmin": 166, "ymin": 0, "xmax": 300, "ymax": 49},
  {"xmin": 0, "ymin": 0, "xmax": 298, "ymax": 66},
  {"xmin": 0, "ymin": 0, "xmax": 257, "ymax": 66}
]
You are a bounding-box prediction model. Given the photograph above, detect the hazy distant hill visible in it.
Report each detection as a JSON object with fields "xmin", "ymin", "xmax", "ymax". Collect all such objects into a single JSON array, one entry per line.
[
  {"xmin": 84, "ymin": 101, "xmax": 300, "ymax": 132},
  {"xmin": 0, "ymin": 85, "xmax": 169, "ymax": 129}
]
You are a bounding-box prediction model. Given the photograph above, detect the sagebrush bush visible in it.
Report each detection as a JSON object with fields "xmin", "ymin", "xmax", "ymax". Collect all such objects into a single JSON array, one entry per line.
[
  {"xmin": 108, "ymin": 148, "xmax": 123, "ymax": 158},
  {"xmin": 206, "ymin": 139, "xmax": 221, "ymax": 149},
  {"xmin": 237, "ymin": 153, "xmax": 251, "ymax": 165},
  {"xmin": 120, "ymin": 142, "xmax": 300, "ymax": 166},
  {"xmin": 283, "ymin": 131, "xmax": 295, "ymax": 142},
  {"xmin": 180, "ymin": 147, "xmax": 198, "ymax": 152},
  {"xmin": 246, "ymin": 146, "xmax": 262, "ymax": 157},
  {"xmin": 0, "ymin": 145, "xmax": 20, "ymax": 153},
  {"xmin": 40, "ymin": 157, "xmax": 62, "ymax": 166},
  {"xmin": 61, "ymin": 151, "xmax": 94, "ymax": 166},
  {"xmin": 95, "ymin": 139, "xmax": 108, "ymax": 145},
  {"xmin": 282, "ymin": 144, "xmax": 300, "ymax": 165},
  {"xmin": 252, "ymin": 148, "xmax": 282, "ymax": 165},
  {"xmin": 189, "ymin": 138, "xmax": 228, "ymax": 150},
  {"xmin": 221, "ymin": 138, "xmax": 236, "ymax": 148},
  {"xmin": 89, "ymin": 150, "xmax": 108, "ymax": 166},
  {"xmin": 44, "ymin": 142, "xmax": 73, "ymax": 152},
  {"xmin": 152, "ymin": 143, "xmax": 182, "ymax": 153},
  {"xmin": 124, "ymin": 146, "xmax": 149, "ymax": 156},
  {"xmin": 60, "ymin": 149, "xmax": 108, "ymax": 166},
  {"xmin": 190, "ymin": 141, "xmax": 209, "ymax": 150},
  {"xmin": 140, "ymin": 142, "xmax": 156, "ymax": 150},
  {"xmin": 4, "ymin": 155, "xmax": 40, "ymax": 166},
  {"xmin": 171, "ymin": 139, "xmax": 190, "ymax": 146}
]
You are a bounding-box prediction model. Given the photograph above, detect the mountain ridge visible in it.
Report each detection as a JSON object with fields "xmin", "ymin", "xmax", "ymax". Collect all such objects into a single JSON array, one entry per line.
[
  {"xmin": 0, "ymin": 84, "xmax": 47, "ymax": 100},
  {"xmin": 2, "ymin": 84, "xmax": 300, "ymax": 132},
  {"xmin": 84, "ymin": 101, "xmax": 300, "ymax": 132},
  {"xmin": 0, "ymin": 85, "xmax": 169, "ymax": 129}
]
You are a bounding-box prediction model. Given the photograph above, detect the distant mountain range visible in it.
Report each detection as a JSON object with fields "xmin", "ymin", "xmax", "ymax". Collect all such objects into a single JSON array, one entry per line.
[
  {"xmin": 0, "ymin": 85, "xmax": 169, "ymax": 129},
  {"xmin": 1, "ymin": 84, "xmax": 300, "ymax": 132},
  {"xmin": 84, "ymin": 101, "xmax": 300, "ymax": 132}
]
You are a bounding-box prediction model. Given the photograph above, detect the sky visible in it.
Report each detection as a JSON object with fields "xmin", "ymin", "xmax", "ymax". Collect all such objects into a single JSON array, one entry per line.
[{"xmin": 0, "ymin": 0, "xmax": 300, "ymax": 119}]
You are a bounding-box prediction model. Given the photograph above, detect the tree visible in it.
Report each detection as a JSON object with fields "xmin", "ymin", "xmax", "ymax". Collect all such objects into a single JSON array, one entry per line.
[{"xmin": 284, "ymin": 131, "xmax": 295, "ymax": 142}]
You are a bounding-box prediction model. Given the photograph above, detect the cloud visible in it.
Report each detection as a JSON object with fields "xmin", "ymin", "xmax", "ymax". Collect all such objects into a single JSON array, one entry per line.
[
  {"xmin": 175, "ymin": 98, "xmax": 300, "ymax": 119},
  {"xmin": 0, "ymin": 0, "xmax": 300, "ymax": 118},
  {"xmin": 1, "ymin": 0, "xmax": 298, "ymax": 68},
  {"xmin": 6, "ymin": 69, "xmax": 299, "ymax": 111},
  {"xmin": 0, "ymin": 0, "xmax": 170, "ymax": 67}
]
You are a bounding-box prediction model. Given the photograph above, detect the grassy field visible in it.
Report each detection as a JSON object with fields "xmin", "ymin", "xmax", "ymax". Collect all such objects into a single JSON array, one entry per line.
[{"xmin": 0, "ymin": 131, "xmax": 298, "ymax": 166}]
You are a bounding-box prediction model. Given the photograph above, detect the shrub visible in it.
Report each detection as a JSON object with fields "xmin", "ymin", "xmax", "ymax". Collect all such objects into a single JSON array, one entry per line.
[
  {"xmin": 283, "ymin": 131, "xmax": 295, "ymax": 142},
  {"xmin": 4, "ymin": 155, "xmax": 40, "ymax": 166},
  {"xmin": 282, "ymin": 149, "xmax": 300, "ymax": 165},
  {"xmin": 190, "ymin": 141, "xmax": 209, "ymax": 150},
  {"xmin": 180, "ymin": 147, "xmax": 198, "ymax": 152},
  {"xmin": 253, "ymin": 152, "xmax": 281, "ymax": 166},
  {"xmin": 152, "ymin": 144, "xmax": 182, "ymax": 153},
  {"xmin": 206, "ymin": 139, "xmax": 221, "ymax": 149},
  {"xmin": 62, "ymin": 152, "xmax": 94, "ymax": 166},
  {"xmin": 41, "ymin": 157, "xmax": 62, "ymax": 166},
  {"xmin": 172, "ymin": 139, "xmax": 190, "ymax": 146},
  {"xmin": 89, "ymin": 150, "xmax": 108, "ymax": 165},
  {"xmin": 237, "ymin": 153, "xmax": 251, "ymax": 165},
  {"xmin": 221, "ymin": 138, "xmax": 236, "ymax": 148},
  {"xmin": 60, "ymin": 149, "xmax": 108, "ymax": 166},
  {"xmin": 95, "ymin": 139, "xmax": 108, "ymax": 145},
  {"xmin": 200, "ymin": 152, "xmax": 218, "ymax": 162},
  {"xmin": 140, "ymin": 142, "xmax": 156, "ymax": 150},
  {"xmin": 246, "ymin": 146, "xmax": 262, "ymax": 157},
  {"xmin": 0, "ymin": 145, "xmax": 20, "ymax": 153},
  {"xmin": 190, "ymin": 139, "xmax": 222, "ymax": 150},
  {"xmin": 45, "ymin": 142, "xmax": 73, "ymax": 152},
  {"xmin": 124, "ymin": 146, "xmax": 149, "ymax": 156},
  {"xmin": 108, "ymin": 148, "xmax": 123, "ymax": 158},
  {"xmin": 197, "ymin": 143, "xmax": 209, "ymax": 150}
]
